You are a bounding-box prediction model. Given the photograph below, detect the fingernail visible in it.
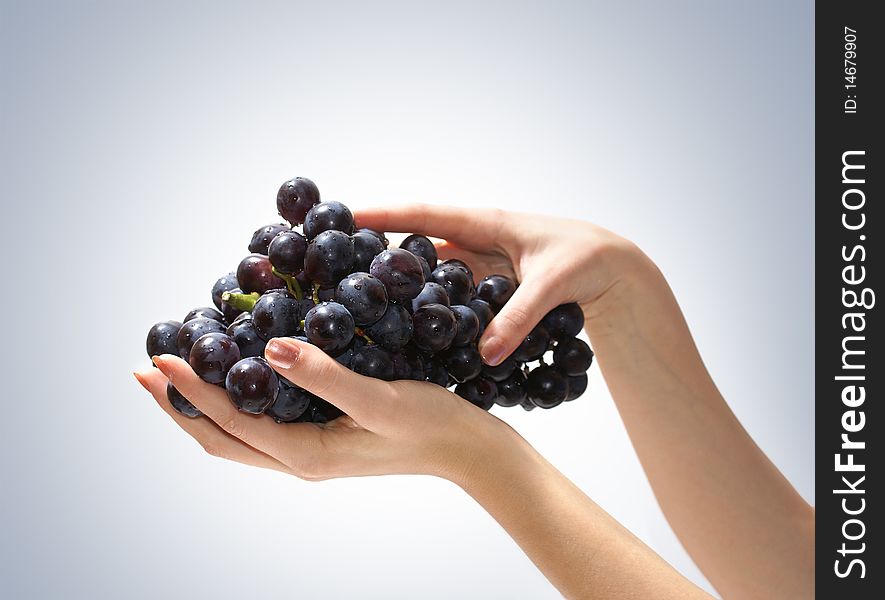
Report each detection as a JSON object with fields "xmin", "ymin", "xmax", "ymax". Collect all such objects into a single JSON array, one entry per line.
[
  {"xmin": 152, "ymin": 355, "xmax": 173, "ymax": 381},
  {"xmin": 265, "ymin": 338, "xmax": 301, "ymax": 369},
  {"xmin": 479, "ymin": 337, "xmax": 506, "ymax": 366},
  {"xmin": 133, "ymin": 371, "xmax": 150, "ymax": 392}
]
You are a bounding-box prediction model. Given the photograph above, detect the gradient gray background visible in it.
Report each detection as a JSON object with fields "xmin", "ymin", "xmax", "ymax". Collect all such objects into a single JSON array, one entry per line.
[{"xmin": 0, "ymin": 1, "xmax": 813, "ymax": 598}]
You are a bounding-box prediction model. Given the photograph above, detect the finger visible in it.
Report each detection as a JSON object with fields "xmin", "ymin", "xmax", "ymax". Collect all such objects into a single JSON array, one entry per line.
[
  {"xmin": 478, "ymin": 276, "xmax": 560, "ymax": 366},
  {"xmin": 264, "ymin": 337, "xmax": 390, "ymax": 427},
  {"xmin": 354, "ymin": 204, "xmax": 506, "ymax": 250},
  {"xmin": 134, "ymin": 369, "xmax": 292, "ymax": 474},
  {"xmin": 151, "ymin": 354, "xmax": 300, "ymax": 460}
]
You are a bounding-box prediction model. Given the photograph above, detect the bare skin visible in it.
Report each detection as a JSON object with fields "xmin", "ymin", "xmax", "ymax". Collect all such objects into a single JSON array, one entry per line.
[{"xmin": 135, "ymin": 204, "xmax": 813, "ymax": 599}]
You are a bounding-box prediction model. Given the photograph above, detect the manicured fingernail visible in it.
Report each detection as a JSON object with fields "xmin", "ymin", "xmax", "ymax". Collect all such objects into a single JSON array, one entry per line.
[
  {"xmin": 265, "ymin": 338, "xmax": 301, "ymax": 368},
  {"xmin": 152, "ymin": 355, "xmax": 173, "ymax": 381},
  {"xmin": 133, "ymin": 371, "xmax": 150, "ymax": 392},
  {"xmin": 479, "ymin": 338, "xmax": 506, "ymax": 366}
]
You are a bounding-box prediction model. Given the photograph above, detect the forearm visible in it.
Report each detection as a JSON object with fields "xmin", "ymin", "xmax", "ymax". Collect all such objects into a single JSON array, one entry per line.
[
  {"xmin": 585, "ymin": 250, "xmax": 814, "ymax": 598},
  {"xmin": 452, "ymin": 422, "xmax": 711, "ymax": 600}
]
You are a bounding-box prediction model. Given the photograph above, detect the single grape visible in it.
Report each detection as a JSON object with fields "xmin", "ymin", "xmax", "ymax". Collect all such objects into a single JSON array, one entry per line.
[
  {"xmin": 316, "ymin": 286, "xmax": 335, "ymax": 302},
  {"xmin": 450, "ymin": 305, "xmax": 480, "ymax": 346},
  {"xmin": 369, "ymin": 248, "xmax": 425, "ymax": 302},
  {"xmin": 237, "ymin": 254, "xmax": 285, "ymax": 294},
  {"xmin": 296, "ymin": 397, "xmax": 344, "ymax": 423},
  {"xmin": 481, "ymin": 356, "xmax": 518, "ymax": 382},
  {"xmin": 183, "ymin": 306, "xmax": 225, "ymax": 324},
  {"xmin": 335, "ymin": 337, "xmax": 365, "ymax": 369},
  {"xmin": 335, "ymin": 272, "xmax": 388, "ymax": 326},
  {"xmin": 252, "ymin": 290, "xmax": 302, "ymax": 341},
  {"xmin": 552, "ymin": 337, "xmax": 594, "ymax": 376},
  {"xmin": 266, "ymin": 378, "xmax": 314, "ymax": 422},
  {"xmin": 520, "ymin": 397, "xmax": 537, "ymax": 411},
  {"xmin": 440, "ymin": 258, "xmax": 474, "ymax": 283},
  {"xmin": 393, "ymin": 347, "xmax": 425, "ymax": 381},
  {"xmin": 304, "ymin": 230, "xmax": 355, "ymax": 288},
  {"xmin": 268, "ymin": 230, "xmax": 308, "ymax": 275},
  {"xmin": 304, "ymin": 302, "xmax": 354, "ymax": 356},
  {"xmin": 400, "ymin": 234, "xmax": 438, "ymax": 269},
  {"xmin": 411, "ymin": 303, "xmax": 457, "ymax": 353},
  {"xmin": 542, "ymin": 303, "xmax": 585, "ymax": 340},
  {"xmin": 351, "ymin": 345, "xmax": 395, "ymax": 380},
  {"xmin": 177, "ymin": 318, "xmax": 226, "ymax": 361},
  {"xmin": 357, "ymin": 228, "xmax": 389, "ymax": 248},
  {"xmin": 424, "ymin": 358, "xmax": 450, "ymax": 387},
  {"xmin": 211, "ymin": 272, "xmax": 239, "ymax": 310},
  {"xmin": 444, "ymin": 345, "xmax": 482, "ymax": 383},
  {"xmin": 430, "ymin": 265, "xmax": 473, "ymax": 305},
  {"xmin": 468, "ymin": 298, "xmax": 494, "ymax": 335},
  {"xmin": 248, "ymin": 223, "xmax": 290, "ymax": 255},
  {"xmin": 304, "ymin": 201, "xmax": 354, "ymax": 239},
  {"xmin": 277, "ymin": 177, "xmax": 320, "ymax": 226},
  {"xmin": 146, "ymin": 320, "xmax": 182, "ymax": 359},
  {"xmin": 351, "ymin": 231, "xmax": 386, "ymax": 273},
  {"xmin": 225, "ymin": 315, "xmax": 267, "ymax": 358},
  {"xmin": 455, "ymin": 377, "xmax": 497, "ymax": 410},
  {"xmin": 411, "ymin": 282, "xmax": 449, "ymax": 312},
  {"xmin": 525, "ymin": 365, "xmax": 569, "ymax": 409},
  {"xmin": 495, "ymin": 370, "xmax": 527, "ymax": 407},
  {"xmin": 226, "ymin": 357, "xmax": 280, "ymax": 414},
  {"xmin": 219, "ymin": 287, "xmax": 247, "ymax": 323},
  {"xmin": 512, "ymin": 324, "xmax": 550, "ymax": 362},
  {"xmin": 188, "ymin": 332, "xmax": 241, "ymax": 384},
  {"xmin": 167, "ymin": 382, "xmax": 201, "ymax": 417},
  {"xmin": 565, "ymin": 373, "xmax": 589, "ymax": 401},
  {"xmin": 364, "ymin": 303, "xmax": 413, "ymax": 352},
  {"xmin": 476, "ymin": 274, "xmax": 517, "ymax": 312}
]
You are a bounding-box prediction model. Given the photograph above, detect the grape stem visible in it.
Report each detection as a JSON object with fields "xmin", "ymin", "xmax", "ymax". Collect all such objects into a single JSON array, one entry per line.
[
  {"xmin": 221, "ymin": 291, "xmax": 260, "ymax": 311},
  {"xmin": 354, "ymin": 327, "xmax": 375, "ymax": 345},
  {"xmin": 312, "ymin": 283, "xmax": 321, "ymax": 304},
  {"xmin": 271, "ymin": 267, "xmax": 303, "ymax": 300}
]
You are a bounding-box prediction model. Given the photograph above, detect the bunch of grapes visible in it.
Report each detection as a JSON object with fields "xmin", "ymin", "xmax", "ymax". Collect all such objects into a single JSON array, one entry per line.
[{"xmin": 146, "ymin": 177, "xmax": 594, "ymax": 423}]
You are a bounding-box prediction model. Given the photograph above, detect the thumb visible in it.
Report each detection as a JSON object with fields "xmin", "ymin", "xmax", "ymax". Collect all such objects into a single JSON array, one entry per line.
[
  {"xmin": 478, "ymin": 279, "xmax": 558, "ymax": 366},
  {"xmin": 264, "ymin": 337, "xmax": 388, "ymax": 424}
]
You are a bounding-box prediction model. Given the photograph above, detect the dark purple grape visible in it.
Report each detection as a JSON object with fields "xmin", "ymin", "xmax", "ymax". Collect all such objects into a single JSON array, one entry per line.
[
  {"xmin": 411, "ymin": 303, "xmax": 457, "ymax": 353},
  {"xmin": 268, "ymin": 230, "xmax": 308, "ymax": 275},
  {"xmin": 351, "ymin": 231, "xmax": 386, "ymax": 273},
  {"xmin": 512, "ymin": 324, "xmax": 550, "ymax": 362},
  {"xmin": 167, "ymin": 382, "xmax": 201, "ymax": 417},
  {"xmin": 482, "ymin": 356, "xmax": 518, "ymax": 382},
  {"xmin": 424, "ymin": 359, "xmax": 450, "ymax": 387},
  {"xmin": 542, "ymin": 303, "xmax": 585, "ymax": 340},
  {"xmin": 304, "ymin": 230, "xmax": 355, "ymax": 287},
  {"xmin": 177, "ymin": 318, "xmax": 226, "ymax": 361},
  {"xmin": 183, "ymin": 306, "xmax": 225, "ymax": 324},
  {"xmin": 411, "ymin": 282, "xmax": 449, "ymax": 312},
  {"xmin": 552, "ymin": 337, "xmax": 594, "ymax": 376},
  {"xmin": 335, "ymin": 272, "xmax": 388, "ymax": 326},
  {"xmin": 335, "ymin": 337, "xmax": 365, "ymax": 369},
  {"xmin": 444, "ymin": 345, "xmax": 482, "ymax": 383},
  {"xmin": 455, "ymin": 377, "xmax": 497, "ymax": 410},
  {"xmin": 304, "ymin": 302, "xmax": 354, "ymax": 356},
  {"xmin": 226, "ymin": 357, "xmax": 279, "ymax": 414},
  {"xmin": 525, "ymin": 365, "xmax": 568, "ymax": 408},
  {"xmin": 301, "ymin": 397, "xmax": 344, "ymax": 423},
  {"xmin": 450, "ymin": 305, "xmax": 480, "ymax": 346},
  {"xmin": 369, "ymin": 248, "xmax": 425, "ymax": 302},
  {"xmin": 364, "ymin": 303, "xmax": 413, "ymax": 352},
  {"xmin": 219, "ymin": 287, "xmax": 247, "ymax": 323},
  {"xmin": 147, "ymin": 320, "xmax": 182, "ymax": 359},
  {"xmin": 565, "ymin": 373, "xmax": 588, "ymax": 401},
  {"xmin": 304, "ymin": 201, "xmax": 354, "ymax": 239},
  {"xmin": 468, "ymin": 299, "xmax": 494, "ymax": 335},
  {"xmin": 266, "ymin": 378, "xmax": 314, "ymax": 422},
  {"xmin": 394, "ymin": 347, "xmax": 425, "ymax": 381},
  {"xmin": 400, "ymin": 234, "xmax": 438, "ymax": 269},
  {"xmin": 277, "ymin": 177, "xmax": 320, "ymax": 226},
  {"xmin": 441, "ymin": 259, "xmax": 474, "ymax": 283},
  {"xmin": 225, "ymin": 316, "xmax": 267, "ymax": 358},
  {"xmin": 520, "ymin": 397, "xmax": 537, "ymax": 411},
  {"xmin": 249, "ymin": 223, "xmax": 290, "ymax": 255},
  {"xmin": 237, "ymin": 254, "xmax": 285, "ymax": 294},
  {"xmin": 357, "ymin": 228, "xmax": 389, "ymax": 248},
  {"xmin": 430, "ymin": 265, "xmax": 473, "ymax": 305},
  {"xmin": 476, "ymin": 275, "xmax": 517, "ymax": 312},
  {"xmin": 317, "ymin": 286, "xmax": 336, "ymax": 302},
  {"xmin": 252, "ymin": 290, "xmax": 302, "ymax": 341},
  {"xmin": 188, "ymin": 332, "xmax": 241, "ymax": 384},
  {"xmin": 351, "ymin": 345, "xmax": 395, "ymax": 380},
  {"xmin": 211, "ymin": 272, "xmax": 239, "ymax": 310},
  {"xmin": 416, "ymin": 256, "xmax": 433, "ymax": 281},
  {"xmin": 496, "ymin": 370, "xmax": 527, "ymax": 407}
]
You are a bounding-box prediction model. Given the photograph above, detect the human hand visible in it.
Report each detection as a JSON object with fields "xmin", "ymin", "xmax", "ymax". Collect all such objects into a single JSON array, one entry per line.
[
  {"xmin": 355, "ymin": 205, "xmax": 645, "ymax": 365},
  {"xmin": 135, "ymin": 337, "xmax": 517, "ymax": 482}
]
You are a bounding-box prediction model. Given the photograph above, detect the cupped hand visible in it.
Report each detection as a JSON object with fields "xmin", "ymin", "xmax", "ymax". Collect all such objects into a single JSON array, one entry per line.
[
  {"xmin": 135, "ymin": 337, "xmax": 514, "ymax": 482},
  {"xmin": 355, "ymin": 205, "xmax": 642, "ymax": 365}
]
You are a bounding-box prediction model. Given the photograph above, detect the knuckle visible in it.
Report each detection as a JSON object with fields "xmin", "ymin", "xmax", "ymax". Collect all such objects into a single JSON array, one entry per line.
[
  {"xmin": 499, "ymin": 305, "xmax": 532, "ymax": 331},
  {"xmin": 202, "ymin": 444, "xmax": 226, "ymax": 460},
  {"xmin": 219, "ymin": 412, "xmax": 246, "ymax": 438}
]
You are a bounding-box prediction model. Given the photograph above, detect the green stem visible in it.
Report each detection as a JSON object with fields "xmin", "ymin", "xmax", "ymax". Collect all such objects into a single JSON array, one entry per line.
[
  {"xmin": 312, "ymin": 283, "xmax": 321, "ymax": 305},
  {"xmin": 354, "ymin": 327, "xmax": 375, "ymax": 345},
  {"xmin": 221, "ymin": 291, "xmax": 260, "ymax": 312},
  {"xmin": 271, "ymin": 267, "xmax": 303, "ymax": 300}
]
